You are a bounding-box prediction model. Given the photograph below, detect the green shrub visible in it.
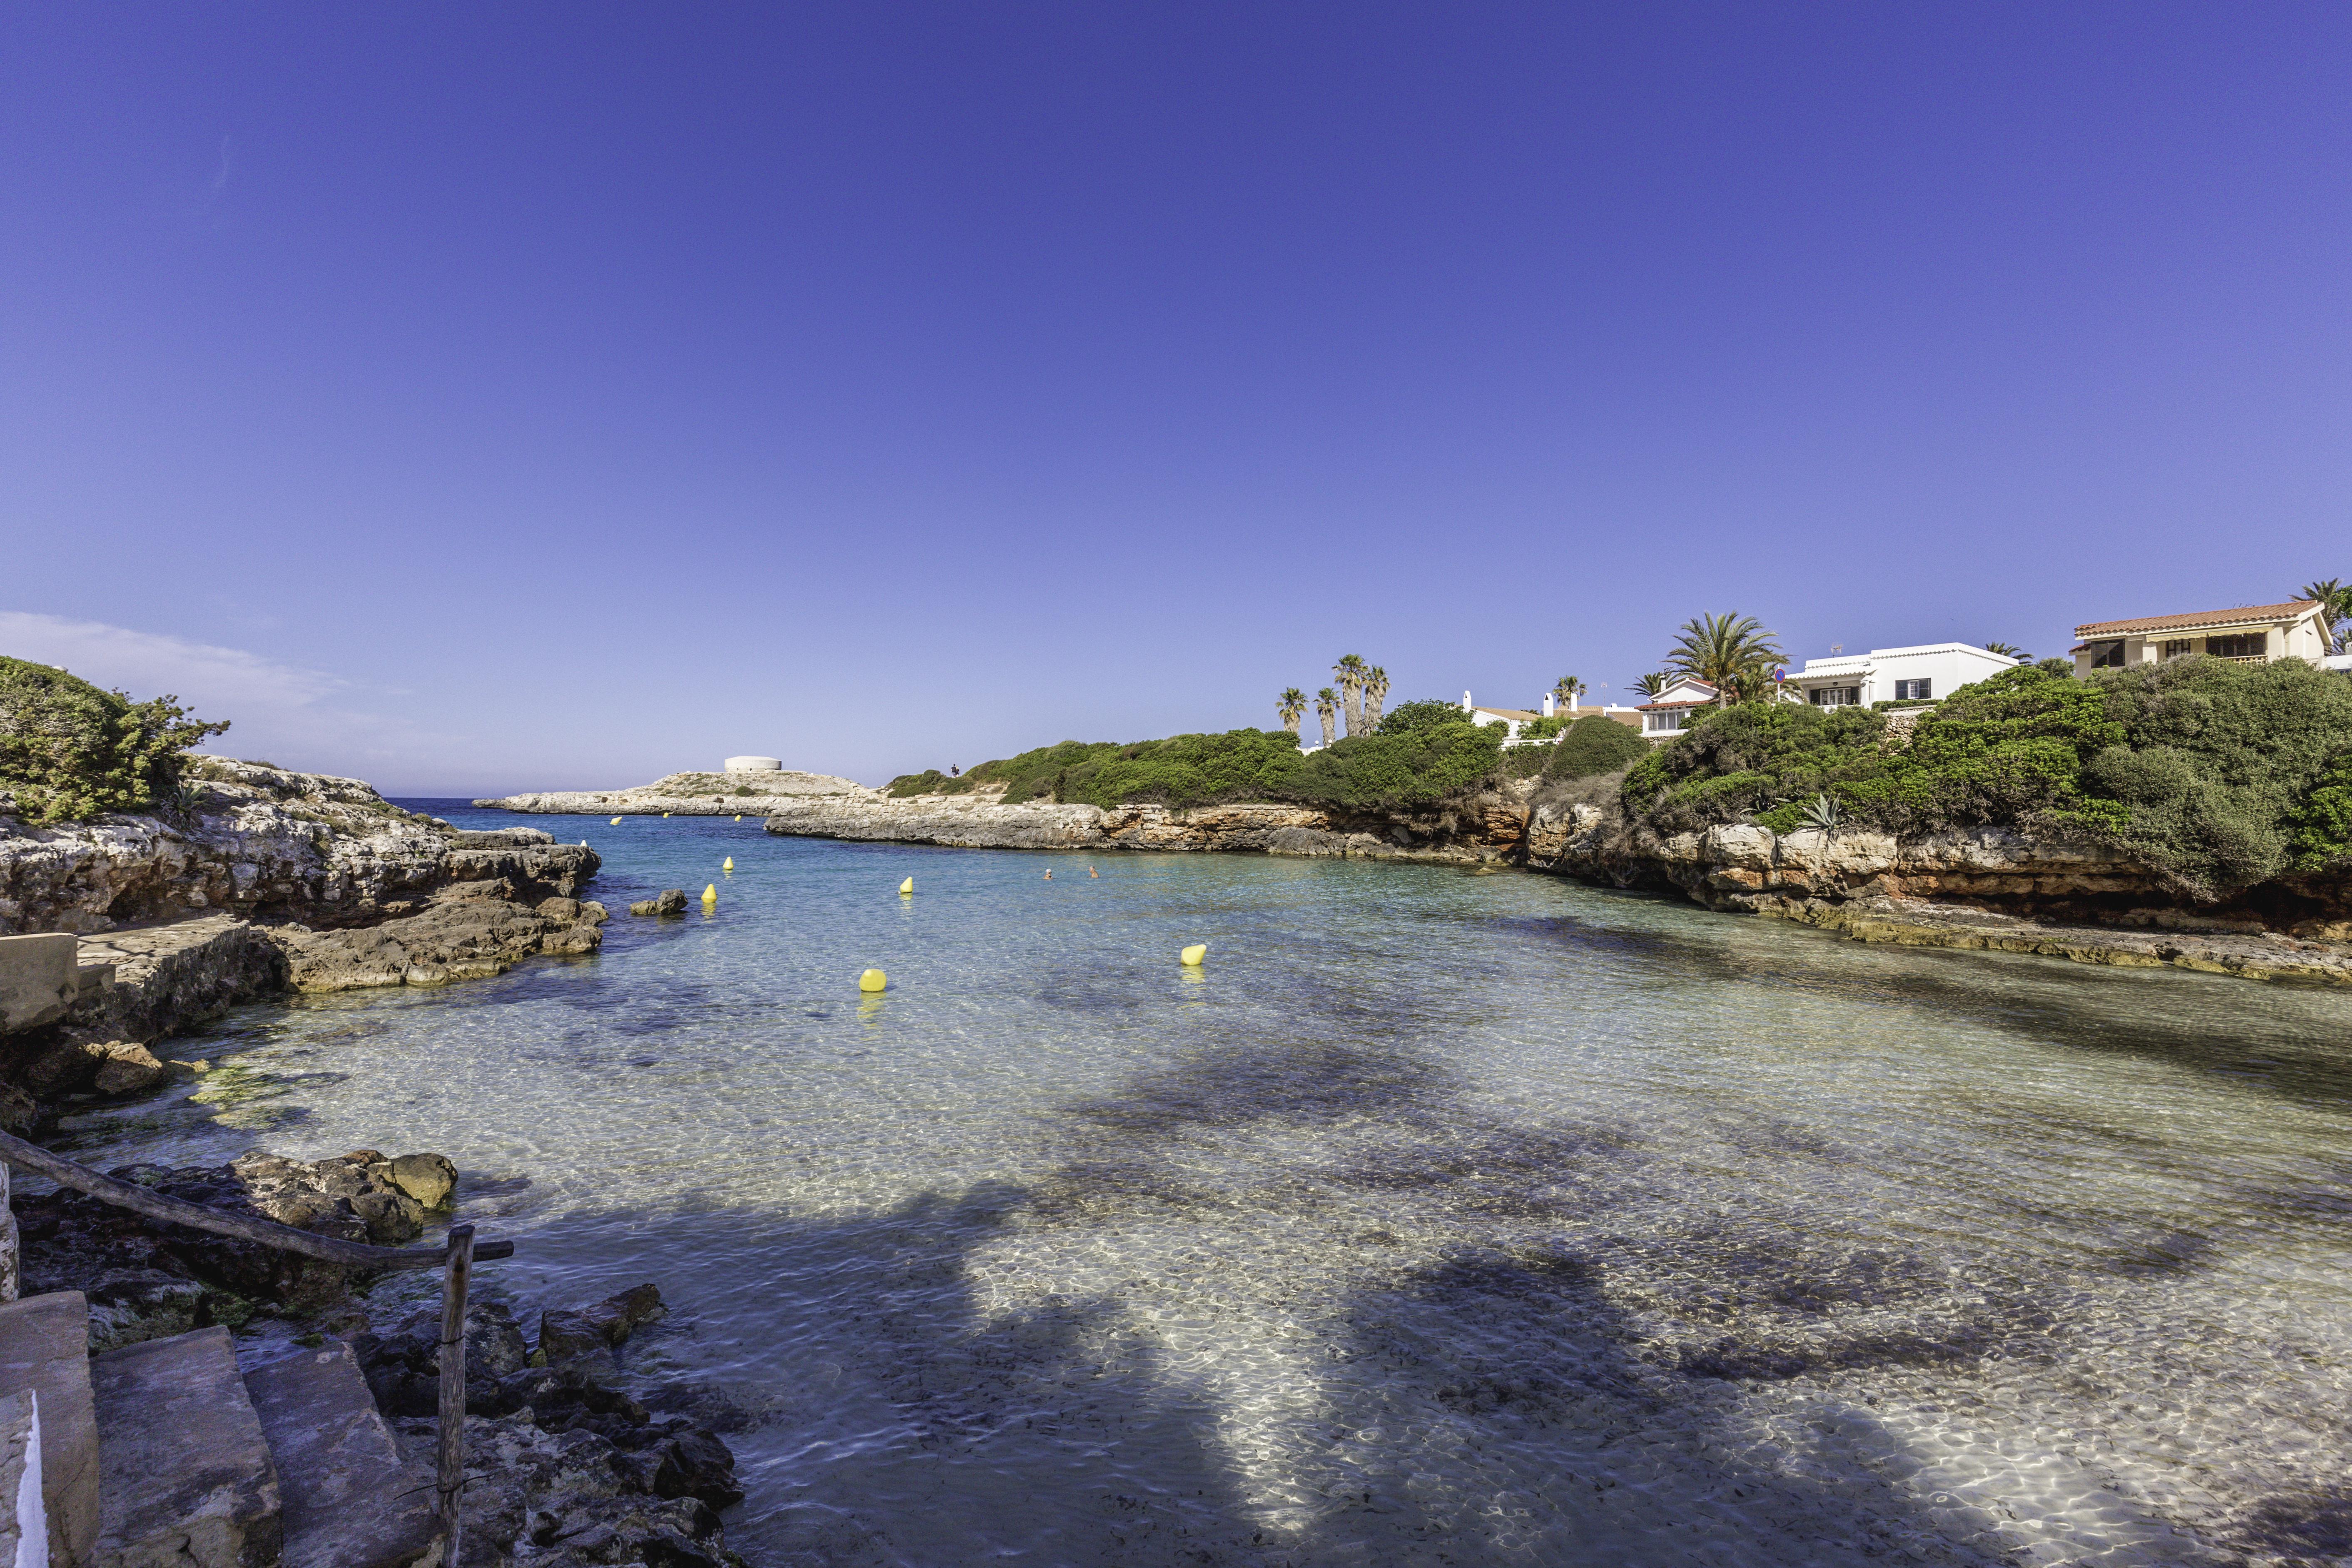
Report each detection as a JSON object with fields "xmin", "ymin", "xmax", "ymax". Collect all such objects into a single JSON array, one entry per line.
[
  {"xmin": 2086, "ymin": 656, "xmax": 2352, "ymax": 894},
  {"xmin": 1375, "ymin": 699, "xmax": 1468, "ymax": 736},
  {"xmin": 2285, "ymin": 749, "xmax": 2352, "ymax": 871},
  {"xmin": 0, "ymin": 656, "xmax": 229, "ymax": 824},
  {"xmin": 1543, "ymin": 715, "xmax": 1649, "ymax": 781},
  {"xmin": 1285, "ymin": 719, "xmax": 1504, "ymax": 809},
  {"xmin": 1051, "ymin": 729, "xmax": 1303, "ymax": 809}
]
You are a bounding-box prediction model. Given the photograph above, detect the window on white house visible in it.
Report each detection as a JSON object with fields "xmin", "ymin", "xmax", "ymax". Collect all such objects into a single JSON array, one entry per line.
[
  {"xmin": 1807, "ymin": 686, "xmax": 1861, "ymax": 707},
  {"xmin": 2206, "ymin": 632, "xmax": 2267, "ymax": 658},
  {"xmin": 1892, "ymin": 678, "xmax": 1933, "ymax": 701},
  {"xmin": 2161, "ymin": 639, "xmax": 2193, "ymax": 659},
  {"xmin": 2088, "ymin": 641, "xmax": 2126, "ymax": 668}
]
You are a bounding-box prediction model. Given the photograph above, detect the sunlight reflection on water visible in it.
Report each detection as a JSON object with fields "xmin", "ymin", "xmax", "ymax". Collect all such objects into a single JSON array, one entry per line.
[{"xmin": 58, "ymin": 806, "xmax": 2352, "ymax": 1567}]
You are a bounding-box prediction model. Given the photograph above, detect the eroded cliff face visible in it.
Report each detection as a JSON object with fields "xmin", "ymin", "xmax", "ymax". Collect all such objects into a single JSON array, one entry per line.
[
  {"xmin": 1523, "ymin": 793, "xmax": 2352, "ymax": 983},
  {"xmin": 0, "ymin": 763, "xmax": 609, "ymax": 1102}
]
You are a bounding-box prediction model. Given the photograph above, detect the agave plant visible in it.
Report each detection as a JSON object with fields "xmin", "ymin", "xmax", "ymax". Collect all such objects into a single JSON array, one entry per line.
[{"xmin": 1793, "ymin": 792, "xmax": 1844, "ymax": 839}]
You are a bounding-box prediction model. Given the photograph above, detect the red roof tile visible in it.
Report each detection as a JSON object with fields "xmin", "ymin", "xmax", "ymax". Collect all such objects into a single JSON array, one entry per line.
[{"xmin": 2074, "ymin": 600, "xmax": 2319, "ymax": 637}]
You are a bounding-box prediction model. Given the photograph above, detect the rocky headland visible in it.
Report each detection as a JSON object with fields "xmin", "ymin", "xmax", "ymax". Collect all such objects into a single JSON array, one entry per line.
[
  {"xmin": 0, "ymin": 759, "xmax": 608, "ymax": 1117},
  {"xmin": 475, "ymin": 768, "xmax": 869, "ymax": 816}
]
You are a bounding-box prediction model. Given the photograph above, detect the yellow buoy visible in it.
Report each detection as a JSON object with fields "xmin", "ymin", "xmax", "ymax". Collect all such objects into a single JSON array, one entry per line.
[
  {"xmin": 859, "ymin": 968, "xmax": 886, "ymax": 992},
  {"xmin": 1180, "ymin": 943, "xmax": 1207, "ymax": 966},
  {"xmin": 610, "ymin": 816, "xmax": 622, "ymax": 825},
  {"xmin": 735, "ymin": 814, "xmax": 743, "ymax": 821},
  {"xmin": 701, "ymin": 883, "xmax": 717, "ymax": 904},
  {"xmin": 723, "ymin": 857, "xmax": 734, "ymax": 872},
  {"xmin": 899, "ymin": 877, "xmax": 913, "ymax": 894}
]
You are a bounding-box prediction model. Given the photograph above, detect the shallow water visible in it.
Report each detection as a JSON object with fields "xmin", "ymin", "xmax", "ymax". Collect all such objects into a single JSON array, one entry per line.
[{"xmin": 59, "ymin": 804, "xmax": 2352, "ymax": 1567}]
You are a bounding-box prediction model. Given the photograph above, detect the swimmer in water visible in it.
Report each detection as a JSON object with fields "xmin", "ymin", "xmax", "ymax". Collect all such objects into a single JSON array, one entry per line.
[
  {"xmin": 1044, "ymin": 869, "xmax": 1052, "ymax": 880},
  {"xmin": 1088, "ymin": 866, "xmax": 1098, "ymax": 878}
]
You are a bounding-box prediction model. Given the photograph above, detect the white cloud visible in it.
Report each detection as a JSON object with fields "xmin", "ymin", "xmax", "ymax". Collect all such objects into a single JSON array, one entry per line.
[{"xmin": 0, "ymin": 611, "xmax": 450, "ymax": 779}]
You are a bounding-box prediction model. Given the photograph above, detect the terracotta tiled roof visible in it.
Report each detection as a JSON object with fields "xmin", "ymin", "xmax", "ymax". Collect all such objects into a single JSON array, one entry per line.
[
  {"xmin": 2074, "ymin": 600, "xmax": 2319, "ymax": 637},
  {"xmin": 1471, "ymin": 706, "xmax": 1543, "ymax": 722}
]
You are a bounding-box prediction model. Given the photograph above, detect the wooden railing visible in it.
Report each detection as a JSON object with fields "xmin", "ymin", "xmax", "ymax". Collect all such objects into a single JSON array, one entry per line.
[{"xmin": 0, "ymin": 1130, "xmax": 508, "ymax": 1563}]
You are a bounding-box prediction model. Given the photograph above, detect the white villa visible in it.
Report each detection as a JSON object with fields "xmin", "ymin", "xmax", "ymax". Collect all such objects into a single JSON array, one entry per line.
[
  {"xmin": 2071, "ymin": 599, "xmax": 2332, "ymax": 676},
  {"xmin": 1635, "ymin": 677, "xmax": 1722, "ymax": 740},
  {"xmin": 1784, "ymin": 642, "xmax": 2021, "ymax": 708},
  {"xmin": 1460, "ymin": 691, "xmax": 1640, "ymax": 742}
]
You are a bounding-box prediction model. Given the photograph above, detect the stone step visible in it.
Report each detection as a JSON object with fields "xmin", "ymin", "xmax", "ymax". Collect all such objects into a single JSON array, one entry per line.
[
  {"xmin": 89, "ymin": 1327, "xmax": 279, "ymax": 1568},
  {"xmin": 242, "ymin": 1341, "xmax": 438, "ymax": 1568},
  {"xmin": 0, "ymin": 1293, "xmax": 99, "ymax": 1568}
]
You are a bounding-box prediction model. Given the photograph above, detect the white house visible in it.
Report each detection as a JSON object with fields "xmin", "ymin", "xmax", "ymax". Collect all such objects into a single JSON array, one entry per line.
[
  {"xmin": 1635, "ymin": 677, "xmax": 1721, "ymax": 741},
  {"xmin": 1784, "ymin": 643, "xmax": 2020, "ymax": 708},
  {"xmin": 2071, "ymin": 600, "xmax": 2332, "ymax": 677},
  {"xmin": 1460, "ymin": 691, "xmax": 1640, "ymax": 743}
]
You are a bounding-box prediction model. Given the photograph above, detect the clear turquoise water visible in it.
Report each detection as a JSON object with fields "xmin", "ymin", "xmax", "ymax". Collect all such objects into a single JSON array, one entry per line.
[{"xmin": 58, "ymin": 806, "xmax": 2352, "ymax": 1567}]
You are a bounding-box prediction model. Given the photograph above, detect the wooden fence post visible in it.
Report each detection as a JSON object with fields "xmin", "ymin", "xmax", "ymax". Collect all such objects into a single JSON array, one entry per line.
[{"xmin": 437, "ymin": 1222, "xmax": 476, "ymax": 1565}]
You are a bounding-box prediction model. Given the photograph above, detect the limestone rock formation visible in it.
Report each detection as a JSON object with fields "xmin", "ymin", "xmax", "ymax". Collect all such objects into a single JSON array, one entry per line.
[
  {"xmin": 758, "ymin": 786, "xmax": 1538, "ymax": 864},
  {"xmin": 476, "ymin": 768, "xmax": 872, "ymax": 816}
]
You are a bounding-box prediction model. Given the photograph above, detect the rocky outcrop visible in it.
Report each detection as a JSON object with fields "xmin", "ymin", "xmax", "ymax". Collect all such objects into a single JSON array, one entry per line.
[
  {"xmin": 760, "ymin": 786, "xmax": 1536, "ymax": 863},
  {"xmin": 475, "ymin": 769, "xmax": 870, "ymax": 816},
  {"xmin": 69, "ymin": 913, "xmax": 289, "ymax": 1042},
  {"xmin": 16, "ymin": 1147, "xmax": 462, "ymax": 1343},
  {"xmin": 0, "ymin": 761, "xmax": 455, "ymax": 936},
  {"xmin": 1526, "ymin": 793, "xmax": 2352, "ymax": 983},
  {"xmin": 0, "ymin": 768, "xmax": 607, "ymax": 1103},
  {"xmin": 272, "ymin": 893, "xmax": 608, "ymax": 993}
]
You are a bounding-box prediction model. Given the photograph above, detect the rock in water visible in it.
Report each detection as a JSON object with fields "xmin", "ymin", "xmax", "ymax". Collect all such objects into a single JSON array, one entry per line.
[
  {"xmin": 538, "ymin": 1283, "xmax": 667, "ymax": 1364},
  {"xmin": 628, "ymin": 890, "xmax": 689, "ymax": 918},
  {"xmin": 386, "ymin": 1152, "xmax": 457, "ymax": 1210}
]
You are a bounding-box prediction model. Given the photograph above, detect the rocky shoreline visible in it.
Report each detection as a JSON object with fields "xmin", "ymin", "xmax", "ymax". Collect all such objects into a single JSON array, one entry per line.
[
  {"xmin": 2, "ymin": 759, "xmax": 610, "ymax": 1122},
  {"xmin": 22, "ymin": 1143, "xmax": 751, "ymax": 1567},
  {"xmin": 737, "ymin": 776, "xmax": 2352, "ymax": 984}
]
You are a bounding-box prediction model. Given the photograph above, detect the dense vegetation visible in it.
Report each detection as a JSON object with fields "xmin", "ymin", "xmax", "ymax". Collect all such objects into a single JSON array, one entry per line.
[
  {"xmin": 0, "ymin": 657, "xmax": 229, "ymax": 825},
  {"xmin": 1623, "ymin": 658, "xmax": 2352, "ymax": 898},
  {"xmin": 1543, "ymin": 714, "xmax": 1652, "ymax": 781},
  {"xmin": 889, "ymin": 712, "xmax": 1510, "ymax": 814}
]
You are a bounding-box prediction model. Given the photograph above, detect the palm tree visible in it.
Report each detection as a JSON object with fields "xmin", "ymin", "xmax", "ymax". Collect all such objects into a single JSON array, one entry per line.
[
  {"xmin": 1332, "ymin": 655, "xmax": 1367, "ymax": 737},
  {"xmin": 1663, "ymin": 612, "xmax": 1784, "ymax": 704},
  {"xmin": 1551, "ymin": 675, "xmax": 1585, "ymax": 713},
  {"xmin": 2297, "ymin": 580, "xmax": 2350, "ymax": 653},
  {"xmin": 1632, "ymin": 672, "xmax": 1669, "ymax": 699},
  {"xmin": 1314, "ymin": 687, "xmax": 1339, "ymax": 749},
  {"xmin": 1276, "ymin": 687, "xmax": 1307, "ymax": 736},
  {"xmin": 1984, "ymin": 642, "xmax": 2027, "ymax": 662},
  {"xmin": 1363, "ymin": 666, "xmax": 1390, "ymax": 730}
]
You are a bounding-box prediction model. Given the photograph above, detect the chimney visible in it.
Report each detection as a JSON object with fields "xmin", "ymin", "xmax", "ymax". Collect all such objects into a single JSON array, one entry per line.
[
  {"xmin": 1462, "ymin": 690, "xmax": 1472, "ymax": 712},
  {"xmin": 1541, "ymin": 692, "xmax": 1556, "ymax": 718}
]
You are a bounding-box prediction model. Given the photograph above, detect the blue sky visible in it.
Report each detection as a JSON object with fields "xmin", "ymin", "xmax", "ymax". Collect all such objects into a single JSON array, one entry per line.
[{"xmin": 3, "ymin": 4, "xmax": 2346, "ymax": 794}]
